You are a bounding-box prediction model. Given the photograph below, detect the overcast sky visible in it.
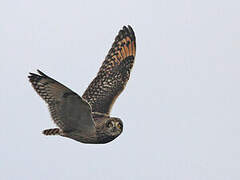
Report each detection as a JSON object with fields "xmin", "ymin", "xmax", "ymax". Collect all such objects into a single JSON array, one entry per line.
[{"xmin": 1, "ymin": 0, "xmax": 240, "ymax": 179}]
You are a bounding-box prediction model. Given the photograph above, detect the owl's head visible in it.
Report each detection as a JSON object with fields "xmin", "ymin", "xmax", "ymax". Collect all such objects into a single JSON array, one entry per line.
[{"xmin": 104, "ymin": 117, "xmax": 123, "ymax": 137}]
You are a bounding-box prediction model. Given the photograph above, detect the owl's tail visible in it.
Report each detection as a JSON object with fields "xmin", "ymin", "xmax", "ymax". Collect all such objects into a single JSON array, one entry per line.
[{"xmin": 42, "ymin": 128, "xmax": 61, "ymax": 136}]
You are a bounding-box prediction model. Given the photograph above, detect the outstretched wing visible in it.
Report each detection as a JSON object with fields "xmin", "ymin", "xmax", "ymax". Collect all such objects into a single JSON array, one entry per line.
[
  {"xmin": 28, "ymin": 70, "xmax": 95, "ymax": 134},
  {"xmin": 82, "ymin": 25, "xmax": 136, "ymax": 115}
]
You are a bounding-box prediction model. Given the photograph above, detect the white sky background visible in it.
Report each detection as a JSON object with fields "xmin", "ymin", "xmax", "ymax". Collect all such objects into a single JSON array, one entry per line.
[{"xmin": 1, "ymin": 0, "xmax": 240, "ymax": 179}]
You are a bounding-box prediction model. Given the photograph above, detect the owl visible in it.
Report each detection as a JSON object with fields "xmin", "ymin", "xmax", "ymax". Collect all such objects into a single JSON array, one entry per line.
[{"xmin": 28, "ymin": 25, "xmax": 136, "ymax": 144}]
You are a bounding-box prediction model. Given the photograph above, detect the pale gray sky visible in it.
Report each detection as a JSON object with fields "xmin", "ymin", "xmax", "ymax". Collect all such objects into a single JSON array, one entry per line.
[{"xmin": 1, "ymin": 0, "xmax": 240, "ymax": 179}]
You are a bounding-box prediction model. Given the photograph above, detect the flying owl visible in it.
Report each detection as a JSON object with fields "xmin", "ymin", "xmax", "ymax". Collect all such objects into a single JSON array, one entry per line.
[{"xmin": 28, "ymin": 25, "xmax": 136, "ymax": 144}]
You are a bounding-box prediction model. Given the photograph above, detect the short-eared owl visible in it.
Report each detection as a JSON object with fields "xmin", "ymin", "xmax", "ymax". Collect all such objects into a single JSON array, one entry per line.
[{"xmin": 28, "ymin": 25, "xmax": 136, "ymax": 144}]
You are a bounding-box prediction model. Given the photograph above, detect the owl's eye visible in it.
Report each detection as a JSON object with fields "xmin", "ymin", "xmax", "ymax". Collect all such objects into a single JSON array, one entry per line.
[
  {"xmin": 117, "ymin": 123, "xmax": 122, "ymax": 129},
  {"xmin": 107, "ymin": 121, "xmax": 113, "ymax": 128}
]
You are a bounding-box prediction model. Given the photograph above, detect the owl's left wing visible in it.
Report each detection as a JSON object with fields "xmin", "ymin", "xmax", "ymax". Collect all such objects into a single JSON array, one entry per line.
[
  {"xmin": 28, "ymin": 70, "xmax": 95, "ymax": 133},
  {"xmin": 82, "ymin": 25, "xmax": 136, "ymax": 115}
]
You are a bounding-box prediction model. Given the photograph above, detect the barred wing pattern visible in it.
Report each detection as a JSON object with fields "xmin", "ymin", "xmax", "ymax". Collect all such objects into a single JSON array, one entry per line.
[
  {"xmin": 28, "ymin": 70, "xmax": 95, "ymax": 133},
  {"xmin": 82, "ymin": 25, "xmax": 136, "ymax": 115}
]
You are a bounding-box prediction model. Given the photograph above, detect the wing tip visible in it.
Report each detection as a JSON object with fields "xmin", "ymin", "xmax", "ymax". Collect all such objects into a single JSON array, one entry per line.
[
  {"xmin": 28, "ymin": 70, "xmax": 51, "ymax": 89},
  {"xmin": 28, "ymin": 69, "xmax": 49, "ymax": 81},
  {"xmin": 113, "ymin": 25, "xmax": 136, "ymax": 48},
  {"xmin": 122, "ymin": 25, "xmax": 136, "ymax": 41},
  {"xmin": 37, "ymin": 69, "xmax": 48, "ymax": 77},
  {"xmin": 28, "ymin": 72, "xmax": 40, "ymax": 82}
]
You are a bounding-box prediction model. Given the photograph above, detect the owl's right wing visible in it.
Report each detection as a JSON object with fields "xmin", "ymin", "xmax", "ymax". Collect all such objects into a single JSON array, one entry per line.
[
  {"xmin": 82, "ymin": 25, "xmax": 136, "ymax": 115},
  {"xmin": 28, "ymin": 70, "xmax": 95, "ymax": 134}
]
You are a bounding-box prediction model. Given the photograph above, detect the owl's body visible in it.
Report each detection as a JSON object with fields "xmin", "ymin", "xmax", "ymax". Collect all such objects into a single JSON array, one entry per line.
[
  {"xmin": 28, "ymin": 25, "xmax": 136, "ymax": 144},
  {"xmin": 54, "ymin": 116, "xmax": 122, "ymax": 144}
]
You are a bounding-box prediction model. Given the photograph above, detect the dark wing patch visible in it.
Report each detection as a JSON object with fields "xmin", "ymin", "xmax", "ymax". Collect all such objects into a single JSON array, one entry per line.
[
  {"xmin": 28, "ymin": 70, "xmax": 95, "ymax": 133},
  {"xmin": 82, "ymin": 25, "xmax": 136, "ymax": 115}
]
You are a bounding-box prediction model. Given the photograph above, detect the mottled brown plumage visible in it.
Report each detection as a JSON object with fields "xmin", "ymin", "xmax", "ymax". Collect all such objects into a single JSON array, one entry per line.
[
  {"xmin": 28, "ymin": 25, "xmax": 136, "ymax": 144},
  {"xmin": 83, "ymin": 25, "xmax": 136, "ymax": 115}
]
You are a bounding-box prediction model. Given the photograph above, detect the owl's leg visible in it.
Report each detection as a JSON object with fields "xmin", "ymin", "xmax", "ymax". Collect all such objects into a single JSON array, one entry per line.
[{"xmin": 42, "ymin": 128, "xmax": 61, "ymax": 136}]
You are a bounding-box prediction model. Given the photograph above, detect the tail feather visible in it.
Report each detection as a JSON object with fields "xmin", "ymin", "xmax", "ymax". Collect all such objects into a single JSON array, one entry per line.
[{"xmin": 43, "ymin": 128, "xmax": 61, "ymax": 136}]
